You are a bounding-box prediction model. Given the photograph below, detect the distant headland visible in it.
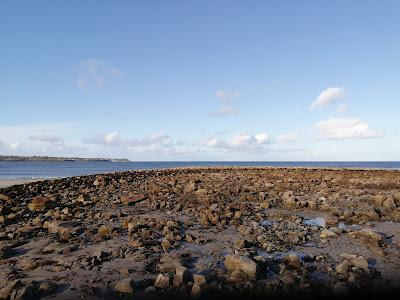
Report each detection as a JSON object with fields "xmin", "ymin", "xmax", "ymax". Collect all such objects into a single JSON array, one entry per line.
[{"xmin": 0, "ymin": 155, "xmax": 130, "ymax": 162}]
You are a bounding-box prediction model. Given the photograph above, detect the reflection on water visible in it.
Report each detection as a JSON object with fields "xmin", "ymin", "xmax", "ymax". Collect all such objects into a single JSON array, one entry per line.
[{"xmin": 303, "ymin": 217, "xmax": 326, "ymax": 228}]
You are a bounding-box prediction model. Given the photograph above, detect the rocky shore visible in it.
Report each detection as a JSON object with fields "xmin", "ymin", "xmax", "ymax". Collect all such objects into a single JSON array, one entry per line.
[{"xmin": 1, "ymin": 167, "xmax": 400, "ymax": 299}]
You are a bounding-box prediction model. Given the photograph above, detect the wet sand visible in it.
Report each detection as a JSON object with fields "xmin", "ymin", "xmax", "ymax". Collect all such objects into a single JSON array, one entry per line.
[
  {"xmin": 0, "ymin": 167, "xmax": 400, "ymax": 299},
  {"xmin": 0, "ymin": 178, "xmax": 44, "ymax": 189}
]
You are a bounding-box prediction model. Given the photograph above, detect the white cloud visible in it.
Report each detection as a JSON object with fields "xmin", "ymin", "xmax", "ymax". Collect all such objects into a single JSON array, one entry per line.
[
  {"xmin": 29, "ymin": 135, "xmax": 64, "ymax": 143},
  {"xmin": 310, "ymin": 87, "xmax": 344, "ymax": 109},
  {"xmin": 201, "ymin": 132, "xmax": 271, "ymax": 153},
  {"xmin": 76, "ymin": 58, "xmax": 120, "ymax": 89},
  {"xmin": 336, "ymin": 103, "xmax": 348, "ymax": 113},
  {"xmin": 277, "ymin": 129, "xmax": 304, "ymax": 143},
  {"xmin": 210, "ymin": 89, "xmax": 239, "ymax": 117},
  {"xmin": 278, "ymin": 132, "xmax": 296, "ymax": 143},
  {"xmin": 315, "ymin": 118, "xmax": 384, "ymax": 140},
  {"xmin": 10, "ymin": 142, "xmax": 20, "ymax": 151},
  {"xmin": 84, "ymin": 131, "xmax": 177, "ymax": 149},
  {"xmin": 104, "ymin": 131, "xmax": 120, "ymax": 144}
]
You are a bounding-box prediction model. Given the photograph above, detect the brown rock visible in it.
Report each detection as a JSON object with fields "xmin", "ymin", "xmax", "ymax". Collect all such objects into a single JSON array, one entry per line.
[
  {"xmin": 115, "ymin": 278, "xmax": 134, "ymax": 294},
  {"xmin": 351, "ymin": 256, "xmax": 369, "ymax": 272},
  {"xmin": 154, "ymin": 274, "xmax": 170, "ymax": 289},
  {"xmin": 320, "ymin": 229, "xmax": 337, "ymax": 239},
  {"xmin": 283, "ymin": 253, "xmax": 302, "ymax": 269},
  {"xmin": 121, "ymin": 193, "xmax": 147, "ymax": 205},
  {"xmin": 0, "ymin": 194, "xmax": 10, "ymax": 201},
  {"xmin": 191, "ymin": 283, "xmax": 202, "ymax": 298},
  {"xmin": 336, "ymin": 260, "xmax": 351, "ymax": 274},
  {"xmin": 28, "ymin": 196, "xmax": 54, "ymax": 211},
  {"xmin": 224, "ymin": 255, "xmax": 257, "ymax": 279},
  {"xmin": 0, "ymin": 280, "xmax": 23, "ymax": 299},
  {"xmin": 383, "ymin": 197, "xmax": 396, "ymax": 210},
  {"xmin": 193, "ymin": 274, "xmax": 206, "ymax": 286}
]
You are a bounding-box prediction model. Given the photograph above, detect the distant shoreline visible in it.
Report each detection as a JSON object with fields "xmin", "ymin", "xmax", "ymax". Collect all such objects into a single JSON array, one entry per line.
[{"xmin": 0, "ymin": 155, "xmax": 130, "ymax": 162}]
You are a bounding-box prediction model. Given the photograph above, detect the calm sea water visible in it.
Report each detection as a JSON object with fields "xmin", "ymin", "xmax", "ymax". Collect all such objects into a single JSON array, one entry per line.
[{"xmin": 0, "ymin": 161, "xmax": 399, "ymax": 179}]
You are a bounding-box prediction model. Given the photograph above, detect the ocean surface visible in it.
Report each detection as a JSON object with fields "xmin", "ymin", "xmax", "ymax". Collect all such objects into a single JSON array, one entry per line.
[{"xmin": 0, "ymin": 161, "xmax": 399, "ymax": 179}]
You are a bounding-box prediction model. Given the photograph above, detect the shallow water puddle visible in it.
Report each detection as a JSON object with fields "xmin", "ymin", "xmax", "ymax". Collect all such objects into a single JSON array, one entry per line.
[
  {"xmin": 260, "ymin": 220, "xmax": 275, "ymax": 227},
  {"xmin": 338, "ymin": 222, "xmax": 361, "ymax": 230},
  {"xmin": 303, "ymin": 217, "xmax": 326, "ymax": 228}
]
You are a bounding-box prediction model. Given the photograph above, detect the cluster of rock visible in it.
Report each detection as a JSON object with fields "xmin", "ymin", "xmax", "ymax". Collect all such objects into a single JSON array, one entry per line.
[{"xmin": 0, "ymin": 167, "xmax": 399, "ymax": 299}]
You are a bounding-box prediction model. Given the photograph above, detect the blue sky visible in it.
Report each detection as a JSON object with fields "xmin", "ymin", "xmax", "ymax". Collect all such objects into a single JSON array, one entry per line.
[{"xmin": 1, "ymin": 0, "xmax": 399, "ymax": 161}]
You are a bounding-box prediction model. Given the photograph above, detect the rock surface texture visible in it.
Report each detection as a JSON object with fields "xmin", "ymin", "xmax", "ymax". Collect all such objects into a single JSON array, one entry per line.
[{"xmin": 0, "ymin": 167, "xmax": 400, "ymax": 299}]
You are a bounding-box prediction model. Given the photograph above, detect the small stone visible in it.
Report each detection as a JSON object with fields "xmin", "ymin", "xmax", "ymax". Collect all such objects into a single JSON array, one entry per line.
[
  {"xmin": 161, "ymin": 239, "xmax": 171, "ymax": 251},
  {"xmin": 0, "ymin": 194, "xmax": 10, "ymax": 201},
  {"xmin": 351, "ymin": 256, "xmax": 369, "ymax": 272},
  {"xmin": 154, "ymin": 274, "xmax": 170, "ymax": 289},
  {"xmin": 98, "ymin": 225, "xmax": 111, "ymax": 236},
  {"xmin": 283, "ymin": 253, "xmax": 302, "ymax": 269},
  {"xmin": 336, "ymin": 260, "xmax": 351, "ymax": 274},
  {"xmin": 320, "ymin": 229, "xmax": 337, "ymax": 239},
  {"xmin": 340, "ymin": 253, "xmax": 358, "ymax": 260},
  {"xmin": 234, "ymin": 211, "xmax": 242, "ymax": 219},
  {"xmin": 121, "ymin": 193, "xmax": 147, "ymax": 205},
  {"xmin": 38, "ymin": 281, "xmax": 58, "ymax": 295},
  {"xmin": 307, "ymin": 200, "xmax": 317, "ymax": 210},
  {"xmin": 193, "ymin": 274, "xmax": 206, "ymax": 286},
  {"xmin": 114, "ymin": 278, "xmax": 134, "ymax": 294},
  {"xmin": 28, "ymin": 196, "xmax": 54, "ymax": 211}
]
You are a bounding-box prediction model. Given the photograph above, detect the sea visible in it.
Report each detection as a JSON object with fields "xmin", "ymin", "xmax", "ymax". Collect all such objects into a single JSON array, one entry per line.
[{"xmin": 0, "ymin": 161, "xmax": 399, "ymax": 179}]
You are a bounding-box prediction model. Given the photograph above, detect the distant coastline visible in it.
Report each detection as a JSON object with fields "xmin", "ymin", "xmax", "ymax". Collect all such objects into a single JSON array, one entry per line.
[{"xmin": 0, "ymin": 155, "xmax": 130, "ymax": 162}]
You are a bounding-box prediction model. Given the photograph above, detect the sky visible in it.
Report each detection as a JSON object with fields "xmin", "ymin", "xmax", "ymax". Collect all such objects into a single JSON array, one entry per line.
[{"xmin": 1, "ymin": 0, "xmax": 399, "ymax": 161}]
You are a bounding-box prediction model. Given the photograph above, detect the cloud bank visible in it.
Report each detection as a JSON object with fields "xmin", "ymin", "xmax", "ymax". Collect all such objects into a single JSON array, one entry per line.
[{"xmin": 315, "ymin": 118, "xmax": 383, "ymax": 140}]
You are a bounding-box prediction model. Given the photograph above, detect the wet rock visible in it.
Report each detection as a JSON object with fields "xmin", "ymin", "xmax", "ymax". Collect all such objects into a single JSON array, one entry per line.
[
  {"xmin": 224, "ymin": 255, "xmax": 257, "ymax": 280},
  {"xmin": 114, "ymin": 278, "xmax": 134, "ymax": 294}
]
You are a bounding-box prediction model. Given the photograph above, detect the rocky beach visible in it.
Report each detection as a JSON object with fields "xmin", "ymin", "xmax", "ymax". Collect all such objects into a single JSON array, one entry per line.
[{"xmin": 1, "ymin": 167, "xmax": 400, "ymax": 299}]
